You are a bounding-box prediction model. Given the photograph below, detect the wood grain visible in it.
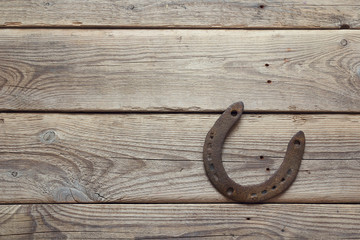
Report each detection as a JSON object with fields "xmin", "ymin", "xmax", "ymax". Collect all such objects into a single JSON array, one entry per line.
[
  {"xmin": 0, "ymin": 113, "xmax": 359, "ymax": 203},
  {"xmin": 1, "ymin": 29, "xmax": 360, "ymax": 112},
  {"xmin": 1, "ymin": 0, "xmax": 360, "ymax": 29},
  {"xmin": 0, "ymin": 204, "xmax": 359, "ymax": 239}
]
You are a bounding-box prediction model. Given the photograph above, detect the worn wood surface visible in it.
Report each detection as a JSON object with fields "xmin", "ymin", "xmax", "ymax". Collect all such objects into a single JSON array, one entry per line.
[
  {"xmin": 1, "ymin": 29, "xmax": 360, "ymax": 112},
  {"xmin": 1, "ymin": 2, "xmax": 360, "ymax": 238},
  {"xmin": 1, "ymin": 0, "xmax": 360, "ymax": 29},
  {"xmin": 0, "ymin": 113, "xmax": 359, "ymax": 203},
  {"xmin": 0, "ymin": 204, "xmax": 359, "ymax": 239}
]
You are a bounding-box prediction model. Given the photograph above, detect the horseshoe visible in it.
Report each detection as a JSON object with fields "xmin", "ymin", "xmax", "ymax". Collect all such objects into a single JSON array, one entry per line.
[{"xmin": 203, "ymin": 101, "xmax": 305, "ymax": 202}]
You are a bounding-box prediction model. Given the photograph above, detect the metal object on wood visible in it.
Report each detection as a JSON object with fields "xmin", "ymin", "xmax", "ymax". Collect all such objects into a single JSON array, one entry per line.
[{"xmin": 203, "ymin": 101, "xmax": 305, "ymax": 202}]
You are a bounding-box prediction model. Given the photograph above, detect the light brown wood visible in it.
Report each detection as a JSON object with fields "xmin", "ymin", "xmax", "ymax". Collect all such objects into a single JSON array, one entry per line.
[
  {"xmin": 1, "ymin": 2, "xmax": 359, "ymax": 238},
  {"xmin": 1, "ymin": 1, "xmax": 360, "ymax": 29},
  {"xmin": 0, "ymin": 204, "xmax": 359, "ymax": 239},
  {"xmin": 1, "ymin": 29, "xmax": 360, "ymax": 112},
  {"xmin": 0, "ymin": 113, "xmax": 359, "ymax": 203}
]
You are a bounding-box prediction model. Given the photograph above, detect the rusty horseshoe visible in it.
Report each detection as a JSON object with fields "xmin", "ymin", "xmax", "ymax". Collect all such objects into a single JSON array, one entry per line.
[{"xmin": 203, "ymin": 102, "xmax": 305, "ymax": 202}]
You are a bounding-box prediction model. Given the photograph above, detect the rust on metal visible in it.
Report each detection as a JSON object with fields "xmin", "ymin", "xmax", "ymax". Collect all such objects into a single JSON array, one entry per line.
[{"xmin": 203, "ymin": 101, "xmax": 305, "ymax": 202}]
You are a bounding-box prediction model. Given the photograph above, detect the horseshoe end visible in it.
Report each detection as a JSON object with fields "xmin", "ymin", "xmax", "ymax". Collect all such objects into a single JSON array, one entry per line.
[
  {"xmin": 289, "ymin": 131, "xmax": 306, "ymax": 153},
  {"xmin": 223, "ymin": 101, "xmax": 244, "ymax": 118},
  {"xmin": 229, "ymin": 101, "xmax": 244, "ymax": 110},
  {"xmin": 294, "ymin": 130, "xmax": 305, "ymax": 139}
]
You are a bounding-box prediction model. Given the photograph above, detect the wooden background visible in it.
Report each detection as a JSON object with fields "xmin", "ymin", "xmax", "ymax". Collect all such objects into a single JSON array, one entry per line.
[{"xmin": 0, "ymin": 1, "xmax": 360, "ymax": 239}]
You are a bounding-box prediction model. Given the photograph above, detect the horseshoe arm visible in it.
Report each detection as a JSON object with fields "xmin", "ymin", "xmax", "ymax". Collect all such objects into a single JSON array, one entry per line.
[{"xmin": 203, "ymin": 102, "xmax": 305, "ymax": 202}]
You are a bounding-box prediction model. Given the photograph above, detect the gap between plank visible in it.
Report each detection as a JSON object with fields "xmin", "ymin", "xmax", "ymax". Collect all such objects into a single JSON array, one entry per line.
[
  {"xmin": 0, "ymin": 26, "xmax": 359, "ymax": 30},
  {"xmin": 1, "ymin": 110, "xmax": 360, "ymax": 115},
  {"xmin": 1, "ymin": 202, "xmax": 360, "ymax": 206}
]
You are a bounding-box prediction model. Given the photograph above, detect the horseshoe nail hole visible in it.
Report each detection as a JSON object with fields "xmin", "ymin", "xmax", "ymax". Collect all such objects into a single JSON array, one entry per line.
[
  {"xmin": 208, "ymin": 143, "xmax": 212, "ymax": 149},
  {"xmin": 287, "ymin": 169, "xmax": 292, "ymax": 175},
  {"xmin": 251, "ymin": 193, "xmax": 257, "ymax": 198},
  {"xmin": 281, "ymin": 177, "xmax": 285, "ymax": 182},
  {"xmin": 207, "ymin": 154, "xmax": 212, "ymax": 161},
  {"xmin": 261, "ymin": 190, "xmax": 267, "ymax": 195},
  {"xmin": 209, "ymin": 164, "xmax": 215, "ymax": 171},
  {"xmin": 272, "ymin": 185, "xmax": 277, "ymax": 190},
  {"xmin": 266, "ymin": 167, "xmax": 270, "ymax": 171},
  {"xmin": 226, "ymin": 187, "xmax": 234, "ymax": 196},
  {"xmin": 259, "ymin": 155, "xmax": 264, "ymax": 160},
  {"xmin": 210, "ymin": 132, "xmax": 214, "ymax": 139},
  {"xmin": 214, "ymin": 174, "xmax": 219, "ymax": 181},
  {"xmin": 231, "ymin": 110, "xmax": 237, "ymax": 116},
  {"xmin": 294, "ymin": 140, "xmax": 301, "ymax": 146}
]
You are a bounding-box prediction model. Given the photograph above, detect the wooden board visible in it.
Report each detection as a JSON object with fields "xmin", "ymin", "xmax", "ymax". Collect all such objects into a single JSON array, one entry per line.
[
  {"xmin": 1, "ymin": 1, "xmax": 360, "ymax": 29},
  {"xmin": 0, "ymin": 113, "xmax": 359, "ymax": 203},
  {"xmin": 1, "ymin": 29, "xmax": 360, "ymax": 112},
  {"xmin": 0, "ymin": 204, "xmax": 359, "ymax": 239}
]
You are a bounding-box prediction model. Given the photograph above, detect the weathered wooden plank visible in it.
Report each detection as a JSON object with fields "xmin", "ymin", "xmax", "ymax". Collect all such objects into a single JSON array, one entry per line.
[
  {"xmin": 0, "ymin": 204, "xmax": 359, "ymax": 239},
  {"xmin": 1, "ymin": 1, "xmax": 360, "ymax": 29},
  {"xmin": 0, "ymin": 113, "xmax": 359, "ymax": 203},
  {"xmin": 1, "ymin": 29, "xmax": 360, "ymax": 112}
]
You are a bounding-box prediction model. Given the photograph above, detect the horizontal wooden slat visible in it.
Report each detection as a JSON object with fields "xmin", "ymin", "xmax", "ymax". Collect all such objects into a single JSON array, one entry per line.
[
  {"xmin": 0, "ymin": 204, "xmax": 359, "ymax": 239},
  {"xmin": 1, "ymin": 1, "xmax": 360, "ymax": 29},
  {"xmin": 1, "ymin": 29, "xmax": 360, "ymax": 112},
  {"xmin": 0, "ymin": 113, "xmax": 359, "ymax": 203}
]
